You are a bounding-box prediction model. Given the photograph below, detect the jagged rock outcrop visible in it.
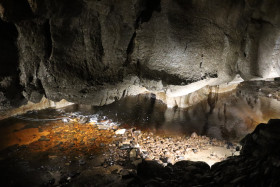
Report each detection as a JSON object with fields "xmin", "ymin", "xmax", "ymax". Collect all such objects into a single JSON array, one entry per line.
[{"xmin": 0, "ymin": 0, "xmax": 280, "ymax": 110}]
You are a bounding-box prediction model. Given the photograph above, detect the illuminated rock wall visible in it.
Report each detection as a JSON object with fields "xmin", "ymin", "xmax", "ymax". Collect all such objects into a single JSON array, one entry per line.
[{"xmin": 0, "ymin": 0, "xmax": 280, "ymax": 110}]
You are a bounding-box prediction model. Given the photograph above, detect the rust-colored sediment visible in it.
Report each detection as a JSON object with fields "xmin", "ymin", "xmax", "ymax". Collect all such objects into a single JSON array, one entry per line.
[{"xmin": 0, "ymin": 121, "xmax": 115, "ymax": 154}]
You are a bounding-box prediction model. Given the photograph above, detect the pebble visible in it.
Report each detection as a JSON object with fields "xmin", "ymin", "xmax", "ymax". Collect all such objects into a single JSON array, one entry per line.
[
  {"xmin": 268, "ymin": 93, "xmax": 272, "ymax": 97},
  {"xmin": 79, "ymin": 159, "xmax": 86, "ymax": 165},
  {"xmin": 191, "ymin": 132, "xmax": 198, "ymax": 138},
  {"xmin": 129, "ymin": 149, "xmax": 137, "ymax": 159},
  {"xmin": 97, "ymin": 125, "xmax": 110, "ymax": 130},
  {"xmin": 167, "ymin": 157, "xmax": 175, "ymax": 164},
  {"xmin": 115, "ymin": 129, "xmax": 126, "ymax": 135},
  {"xmin": 100, "ymin": 143, "xmax": 105, "ymax": 147},
  {"xmin": 62, "ymin": 118, "xmax": 70, "ymax": 123}
]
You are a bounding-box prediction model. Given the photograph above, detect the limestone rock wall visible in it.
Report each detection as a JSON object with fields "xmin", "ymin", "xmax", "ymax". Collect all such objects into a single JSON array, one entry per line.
[{"xmin": 0, "ymin": 0, "xmax": 280, "ymax": 110}]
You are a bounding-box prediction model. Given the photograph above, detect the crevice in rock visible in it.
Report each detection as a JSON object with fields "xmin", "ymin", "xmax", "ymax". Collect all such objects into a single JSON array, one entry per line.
[
  {"xmin": 140, "ymin": 64, "xmax": 217, "ymax": 86},
  {"xmin": 43, "ymin": 19, "xmax": 52, "ymax": 60},
  {"xmin": 122, "ymin": 89, "xmax": 126, "ymax": 98},
  {"xmin": 250, "ymin": 17, "xmax": 275, "ymax": 27},
  {"xmin": 124, "ymin": 0, "xmax": 161, "ymax": 67},
  {"xmin": 94, "ymin": 16, "xmax": 105, "ymax": 72},
  {"xmin": 140, "ymin": 65, "xmax": 187, "ymax": 85},
  {"xmin": 34, "ymin": 63, "xmax": 46, "ymax": 100},
  {"xmin": 35, "ymin": 78, "xmax": 46, "ymax": 97},
  {"xmin": 123, "ymin": 32, "xmax": 136, "ymax": 67}
]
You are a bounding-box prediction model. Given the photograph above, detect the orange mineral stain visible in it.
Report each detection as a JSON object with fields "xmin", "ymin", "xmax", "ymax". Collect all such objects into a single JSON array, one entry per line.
[{"xmin": 0, "ymin": 127, "xmax": 49, "ymax": 150}]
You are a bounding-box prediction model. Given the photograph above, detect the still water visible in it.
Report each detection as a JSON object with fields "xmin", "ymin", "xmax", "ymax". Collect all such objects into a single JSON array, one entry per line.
[
  {"xmin": 1, "ymin": 88, "xmax": 280, "ymax": 150},
  {"xmin": 63, "ymin": 90, "xmax": 280, "ymax": 142}
]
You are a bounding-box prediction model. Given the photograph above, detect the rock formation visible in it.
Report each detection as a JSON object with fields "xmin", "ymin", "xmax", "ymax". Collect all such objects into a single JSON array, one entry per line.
[{"xmin": 0, "ymin": 0, "xmax": 280, "ymax": 110}]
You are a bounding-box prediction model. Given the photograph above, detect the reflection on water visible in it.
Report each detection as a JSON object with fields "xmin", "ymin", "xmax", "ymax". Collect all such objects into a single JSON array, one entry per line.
[
  {"xmin": 1, "ymin": 88, "xmax": 280, "ymax": 148},
  {"xmin": 84, "ymin": 90, "xmax": 280, "ymax": 142}
]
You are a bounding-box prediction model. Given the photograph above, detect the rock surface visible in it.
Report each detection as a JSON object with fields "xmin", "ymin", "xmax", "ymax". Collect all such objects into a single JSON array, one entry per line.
[{"xmin": 0, "ymin": 0, "xmax": 280, "ymax": 109}]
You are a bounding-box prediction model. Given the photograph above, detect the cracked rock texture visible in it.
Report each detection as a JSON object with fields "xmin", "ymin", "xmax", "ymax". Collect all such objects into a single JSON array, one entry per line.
[{"xmin": 0, "ymin": 0, "xmax": 280, "ymax": 110}]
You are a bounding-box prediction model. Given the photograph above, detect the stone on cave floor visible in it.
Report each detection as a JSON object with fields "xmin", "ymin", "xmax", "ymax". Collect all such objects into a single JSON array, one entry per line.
[
  {"xmin": 191, "ymin": 132, "xmax": 198, "ymax": 138},
  {"xmin": 115, "ymin": 129, "xmax": 126, "ymax": 135}
]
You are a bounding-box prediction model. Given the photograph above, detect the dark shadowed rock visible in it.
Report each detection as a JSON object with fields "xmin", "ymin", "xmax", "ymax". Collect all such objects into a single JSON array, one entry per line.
[
  {"xmin": 241, "ymin": 119, "xmax": 280, "ymax": 157},
  {"xmin": 0, "ymin": 19, "xmax": 26, "ymax": 110}
]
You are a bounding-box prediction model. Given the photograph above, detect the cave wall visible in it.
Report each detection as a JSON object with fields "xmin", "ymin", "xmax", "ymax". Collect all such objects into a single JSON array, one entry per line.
[{"xmin": 0, "ymin": 0, "xmax": 280, "ymax": 110}]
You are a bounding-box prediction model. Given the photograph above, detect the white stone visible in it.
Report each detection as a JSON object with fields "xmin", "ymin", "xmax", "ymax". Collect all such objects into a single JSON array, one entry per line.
[
  {"xmin": 62, "ymin": 118, "xmax": 69, "ymax": 123},
  {"xmin": 115, "ymin": 129, "xmax": 126, "ymax": 135}
]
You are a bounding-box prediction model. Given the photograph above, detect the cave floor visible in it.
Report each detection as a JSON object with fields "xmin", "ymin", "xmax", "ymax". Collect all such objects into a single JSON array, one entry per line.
[{"xmin": 0, "ymin": 115, "xmax": 239, "ymax": 186}]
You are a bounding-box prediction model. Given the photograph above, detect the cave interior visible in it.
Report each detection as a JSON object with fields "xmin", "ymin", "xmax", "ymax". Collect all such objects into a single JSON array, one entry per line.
[{"xmin": 1, "ymin": 0, "xmax": 280, "ymax": 186}]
